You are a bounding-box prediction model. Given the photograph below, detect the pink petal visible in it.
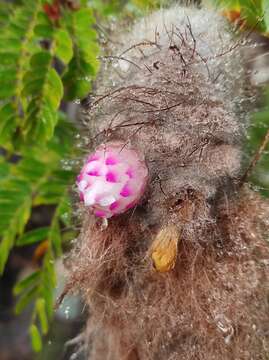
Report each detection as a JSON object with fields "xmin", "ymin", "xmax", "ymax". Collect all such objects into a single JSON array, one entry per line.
[
  {"xmin": 88, "ymin": 170, "xmax": 100, "ymax": 176},
  {"xmin": 105, "ymin": 156, "xmax": 118, "ymax": 165},
  {"xmin": 109, "ymin": 201, "xmax": 119, "ymax": 210},
  {"xmin": 106, "ymin": 171, "xmax": 117, "ymax": 183},
  {"xmin": 120, "ymin": 184, "xmax": 132, "ymax": 197}
]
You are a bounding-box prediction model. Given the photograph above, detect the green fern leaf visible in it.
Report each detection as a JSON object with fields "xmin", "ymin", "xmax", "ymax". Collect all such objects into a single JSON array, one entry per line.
[
  {"xmin": 0, "ymin": 103, "xmax": 17, "ymax": 144},
  {"xmin": 30, "ymin": 324, "xmax": 42, "ymax": 352},
  {"xmin": 62, "ymin": 8, "xmax": 100, "ymax": 100},
  {"xmin": 15, "ymin": 285, "xmax": 39, "ymax": 314},
  {"xmin": 54, "ymin": 28, "xmax": 73, "ymax": 65},
  {"xmin": 22, "ymin": 50, "xmax": 63, "ymax": 142},
  {"xmin": 0, "ymin": 179, "xmax": 32, "ymax": 273},
  {"xmin": 36, "ymin": 298, "xmax": 49, "ymax": 334},
  {"xmin": 13, "ymin": 270, "xmax": 41, "ymax": 296},
  {"xmin": 0, "ymin": 0, "xmax": 43, "ymax": 146},
  {"xmin": 16, "ymin": 227, "xmax": 50, "ymax": 246}
]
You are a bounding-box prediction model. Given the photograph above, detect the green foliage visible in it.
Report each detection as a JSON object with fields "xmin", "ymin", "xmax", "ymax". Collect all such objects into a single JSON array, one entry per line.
[
  {"xmin": 207, "ymin": 0, "xmax": 269, "ymax": 33},
  {"xmin": 0, "ymin": 0, "xmax": 99, "ymax": 148},
  {"xmin": 0, "ymin": 179, "xmax": 32, "ymax": 273},
  {"xmin": 0, "ymin": 0, "xmax": 100, "ymax": 352},
  {"xmin": 62, "ymin": 7, "xmax": 100, "ymax": 99},
  {"xmin": 1, "ymin": 114, "xmax": 75, "ymax": 349},
  {"xmin": 30, "ymin": 324, "xmax": 43, "ymax": 352},
  {"xmin": 246, "ymin": 89, "xmax": 269, "ymax": 197}
]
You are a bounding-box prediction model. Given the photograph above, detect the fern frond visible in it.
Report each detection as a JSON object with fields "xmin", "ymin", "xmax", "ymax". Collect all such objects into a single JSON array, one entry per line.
[
  {"xmin": 0, "ymin": 179, "xmax": 32, "ymax": 273},
  {"xmin": 0, "ymin": 0, "xmax": 43, "ymax": 147},
  {"xmin": 62, "ymin": 8, "xmax": 100, "ymax": 100}
]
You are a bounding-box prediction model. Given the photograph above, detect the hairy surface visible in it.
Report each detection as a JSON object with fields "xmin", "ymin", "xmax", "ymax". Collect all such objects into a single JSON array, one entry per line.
[{"xmin": 68, "ymin": 5, "xmax": 269, "ymax": 360}]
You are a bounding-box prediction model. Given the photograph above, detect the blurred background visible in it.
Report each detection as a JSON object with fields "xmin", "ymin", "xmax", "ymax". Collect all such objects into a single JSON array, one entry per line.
[{"xmin": 0, "ymin": 0, "xmax": 268, "ymax": 359}]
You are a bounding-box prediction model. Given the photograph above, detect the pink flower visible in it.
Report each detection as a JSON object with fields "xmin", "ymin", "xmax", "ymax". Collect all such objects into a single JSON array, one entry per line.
[{"xmin": 77, "ymin": 142, "xmax": 148, "ymax": 218}]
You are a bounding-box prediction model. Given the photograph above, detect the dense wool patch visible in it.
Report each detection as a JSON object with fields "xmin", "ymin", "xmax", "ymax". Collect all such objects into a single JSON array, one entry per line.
[{"xmin": 67, "ymin": 6, "xmax": 269, "ymax": 359}]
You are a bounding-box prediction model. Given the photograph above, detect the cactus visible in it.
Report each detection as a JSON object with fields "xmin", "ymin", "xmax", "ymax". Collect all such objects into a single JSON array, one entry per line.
[{"xmin": 67, "ymin": 5, "xmax": 269, "ymax": 360}]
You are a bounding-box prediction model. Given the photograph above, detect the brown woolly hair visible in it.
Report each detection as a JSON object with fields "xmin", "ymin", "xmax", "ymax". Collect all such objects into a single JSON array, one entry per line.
[{"xmin": 66, "ymin": 5, "xmax": 269, "ymax": 360}]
